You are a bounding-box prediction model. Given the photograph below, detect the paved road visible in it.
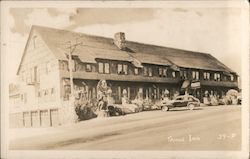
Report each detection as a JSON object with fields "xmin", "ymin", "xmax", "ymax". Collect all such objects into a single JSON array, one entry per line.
[{"xmin": 10, "ymin": 105, "xmax": 241, "ymax": 150}]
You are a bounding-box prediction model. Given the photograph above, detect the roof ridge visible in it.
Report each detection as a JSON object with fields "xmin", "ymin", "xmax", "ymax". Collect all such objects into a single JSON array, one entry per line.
[{"xmin": 32, "ymin": 25, "xmax": 211, "ymax": 57}]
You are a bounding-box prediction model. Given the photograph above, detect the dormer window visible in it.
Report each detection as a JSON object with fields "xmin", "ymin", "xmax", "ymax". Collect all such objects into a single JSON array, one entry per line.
[{"xmin": 117, "ymin": 63, "xmax": 128, "ymax": 75}]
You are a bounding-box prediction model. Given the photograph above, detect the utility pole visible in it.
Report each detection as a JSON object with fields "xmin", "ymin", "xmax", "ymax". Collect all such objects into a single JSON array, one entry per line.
[
  {"xmin": 66, "ymin": 39, "xmax": 82, "ymax": 100},
  {"xmin": 64, "ymin": 38, "xmax": 82, "ymax": 123}
]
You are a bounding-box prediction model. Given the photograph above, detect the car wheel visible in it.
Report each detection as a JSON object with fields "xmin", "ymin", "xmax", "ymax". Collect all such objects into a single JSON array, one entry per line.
[
  {"xmin": 162, "ymin": 106, "xmax": 169, "ymax": 111},
  {"xmin": 188, "ymin": 104, "xmax": 195, "ymax": 110}
]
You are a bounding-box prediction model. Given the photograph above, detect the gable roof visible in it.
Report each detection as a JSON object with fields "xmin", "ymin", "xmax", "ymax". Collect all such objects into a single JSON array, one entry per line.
[{"xmin": 17, "ymin": 25, "xmax": 235, "ymax": 74}]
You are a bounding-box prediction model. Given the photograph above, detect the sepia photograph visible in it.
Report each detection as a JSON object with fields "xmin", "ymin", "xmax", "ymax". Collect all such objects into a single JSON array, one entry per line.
[{"xmin": 1, "ymin": 1, "xmax": 249, "ymax": 159}]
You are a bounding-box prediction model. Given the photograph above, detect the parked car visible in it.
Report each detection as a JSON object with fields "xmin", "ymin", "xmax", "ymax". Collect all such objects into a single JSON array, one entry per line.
[
  {"xmin": 160, "ymin": 95, "xmax": 200, "ymax": 111},
  {"xmin": 107, "ymin": 105, "xmax": 126, "ymax": 116}
]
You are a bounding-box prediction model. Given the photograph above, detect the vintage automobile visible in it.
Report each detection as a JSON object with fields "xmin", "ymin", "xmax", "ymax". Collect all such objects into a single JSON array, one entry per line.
[{"xmin": 160, "ymin": 95, "xmax": 200, "ymax": 111}]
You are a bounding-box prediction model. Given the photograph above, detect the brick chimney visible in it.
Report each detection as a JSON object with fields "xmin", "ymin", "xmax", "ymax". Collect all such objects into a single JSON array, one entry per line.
[{"xmin": 114, "ymin": 32, "xmax": 126, "ymax": 50}]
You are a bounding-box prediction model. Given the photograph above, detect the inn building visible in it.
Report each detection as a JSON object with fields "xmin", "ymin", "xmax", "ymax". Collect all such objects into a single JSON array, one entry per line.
[{"xmin": 9, "ymin": 26, "xmax": 238, "ymax": 128}]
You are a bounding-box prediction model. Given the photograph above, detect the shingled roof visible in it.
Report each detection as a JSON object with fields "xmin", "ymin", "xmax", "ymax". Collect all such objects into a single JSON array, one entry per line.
[{"xmin": 18, "ymin": 25, "xmax": 235, "ymax": 74}]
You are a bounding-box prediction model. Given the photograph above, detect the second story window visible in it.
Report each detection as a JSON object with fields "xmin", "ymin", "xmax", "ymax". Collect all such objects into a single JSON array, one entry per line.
[
  {"xmin": 230, "ymin": 74, "xmax": 234, "ymax": 81},
  {"xmin": 148, "ymin": 67, "xmax": 153, "ymax": 77},
  {"xmin": 104, "ymin": 63, "xmax": 110, "ymax": 73},
  {"xmin": 214, "ymin": 73, "xmax": 221, "ymax": 81},
  {"xmin": 180, "ymin": 70, "xmax": 187, "ymax": 79},
  {"xmin": 203, "ymin": 72, "xmax": 210, "ymax": 80},
  {"xmin": 192, "ymin": 70, "xmax": 199, "ymax": 80},
  {"xmin": 159, "ymin": 67, "xmax": 167, "ymax": 77},
  {"xmin": 98, "ymin": 62, "xmax": 110, "ymax": 74},
  {"xmin": 159, "ymin": 67, "xmax": 162, "ymax": 77},
  {"xmin": 172, "ymin": 71, "xmax": 176, "ymax": 78},
  {"xmin": 163, "ymin": 68, "xmax": 167, "ymax": 77},
  {"xmin": 117, "ymin": 63, "xmax": 128, "ymax": 75},
  {"xmin": 134, "ymin": 68, "xmax": 139, "ymax": 75},
  {"xmin": 86, "ymin": 64, "xmax": 92, "ymax": 72},
  {"xmin": 98, "ymin": 63, "xmax": 103, "ymax": 73}
]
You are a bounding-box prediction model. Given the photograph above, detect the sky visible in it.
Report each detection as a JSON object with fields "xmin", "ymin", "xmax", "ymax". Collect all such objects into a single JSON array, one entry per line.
[{"xmin": 7, "ymin": 7, "xmax": 243, "ymax": 83}]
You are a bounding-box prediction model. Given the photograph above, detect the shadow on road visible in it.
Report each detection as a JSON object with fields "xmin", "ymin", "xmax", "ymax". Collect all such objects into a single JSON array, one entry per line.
[{"xmin": 168, "ymin": 107, "xmax": 203, "ymax": 112}]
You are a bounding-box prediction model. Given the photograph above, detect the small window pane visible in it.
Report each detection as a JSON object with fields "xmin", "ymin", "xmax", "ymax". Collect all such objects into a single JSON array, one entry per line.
[
  {"xmin": 163, "ymin": 68, "xmax": 167, "ymax": 77},
  {"xmin": 86, "ymin": 64, "xmax": 92, "ymax": 72},
  {"xmin": 98, "ymin": 63, "xmax": 103, "ymax": 73},
  {"xmin": 203, "ymin": 72, "xmax": 207, "ymax": 79},
  {"xmin": 134, "ymin": 68, "xmax": 139, "ymax": 75},
  {"xmin": 192, "ymin": 71, "xmax": 196, "ymax": 79},
  {"xmin": 143, "ymin": 67, "xmax": 148, "ymax": 76},
  {"xmin": 118, "ymin": 64, "xmax": 123, "ymax": 74},
  {"xmin": 104, "ymin": 63, "xmax": 110, "ymax": 73},
  {"xmin": 196, "ymin": 71, "xmax": 199, "ymax": 80},
  {"xmin": 123, "ymin": 64, "xmax": 128, "ymax": 75},
  {"xmin": 148, "ymin": 67, "xmax": 152, "ymax": 77},
  {"xmin": 172, "ymin": 71, "xmax": 176, "ymax": 78},
  {"xmin": 159, "ymin": 68, "xmax": 162, "ymax": 76},
  {"xmin": 207, "ymin": 73, "xmax": 210, "ymax": 80}
]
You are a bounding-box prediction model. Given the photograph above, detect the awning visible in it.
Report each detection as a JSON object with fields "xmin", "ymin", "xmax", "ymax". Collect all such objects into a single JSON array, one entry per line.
[{"xmin": 181, "ymin": 80, "xmax": 190, "ymax": 89}]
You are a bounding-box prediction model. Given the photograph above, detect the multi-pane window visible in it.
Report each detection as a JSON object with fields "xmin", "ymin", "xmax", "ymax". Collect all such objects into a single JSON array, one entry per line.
[
  {"xmin": 117, "ymin": 63, "xmax": 128, "ymax": 75},
  {"xmin": 192, "ymin": 70, "xmax": 199, "ymax": 80},
  {"xmin": 159, "ymin": 67, "xmax": 167, "ymax": 77},
  {"xmin": 98, "ymin": 62, "xmax": 110, "ymax": 74},
  {"xmin": 143, "ymin": 66, "xmax": 153, "ymax": 77},
  {"xmin": 203, "ymin": 72, "xmax": 210, "ymax": 80},
  {"xmin": 180, "ymin": 70, "xmax": 187, "ymax": 79},
  {"xmin": 214, "ymin": 73, "xmax": 221, "ymax": 81}
]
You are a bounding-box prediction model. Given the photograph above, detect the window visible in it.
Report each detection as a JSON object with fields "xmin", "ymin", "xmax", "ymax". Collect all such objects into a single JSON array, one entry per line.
[
  {"xmin": 123, "ymin": 64, "xmax": 128, "ymax": 75},
  {"xmin": 192, "ymin": 70, "xmax": 199, "ymax": 80},
  {"xmin": 118, "ymin": 64, "xmax": 122, "ymax": 74},
  {"xmin": 98, "ymin": 62, "xmax": 110, "ymax": 74},
  {"xmin": 214, "ymin": 73, "xmax": 221, "ymax": 81},
  {"xmin": 98, "ymin": 63, "xmax": 104, "ymax": 73},
  {"xmin": 148, "ymin": 67, "xmax": 153, "ymax": 77},
  {"xmin": 159, "ymin": 67, "xmax": 162, "ymax": 77},
  {"xmin": 143, "ymin": 67, "xmax": 148, "ymax": 76},
  {"xmin": 117, "ymin": 63, "xmax": 128, "ymax": 75},
  {"xmin": 172, "ymin": 71, "xmax": 176, "ymax": 78},
  {"xmin": 180, "ymin": 70, "xmax": 188, "ymax": 79},
  {"xmin": 104, "ymin": 63, "xmax": 110, "ymax": 73},
  {"xmin": 134, "ymin": 68, "xmax": 139, "ymax": 75},
  {"xmin": 163, "ymin": 68, "xmax": 167, "ymax": 77},
  {"xmin": 86, "ymin": 64, "xmax": 92, "ymax": 72},
  {"xmin": 203, "ymin": 72, "xmax": 210, "ymax": 80},
  {"xmin": 230, "ymin": 74, "xmax": 234, "ymax": 81}
]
